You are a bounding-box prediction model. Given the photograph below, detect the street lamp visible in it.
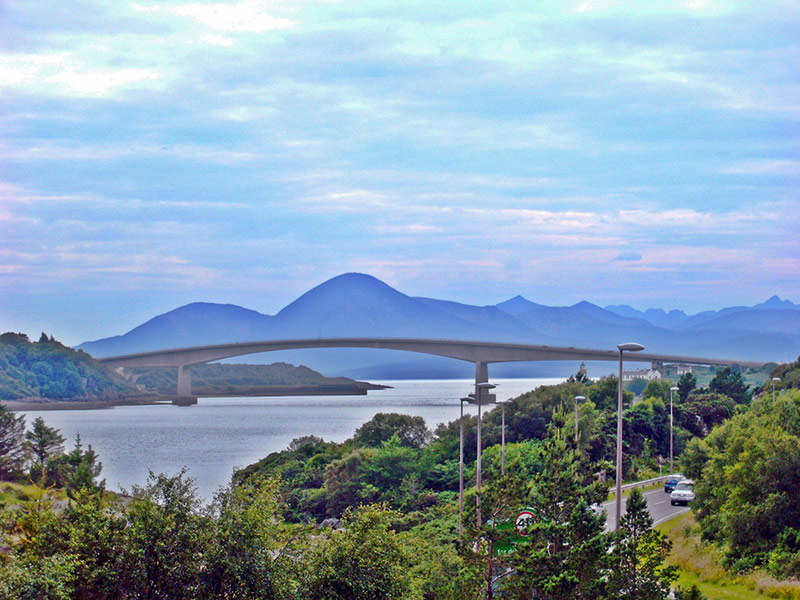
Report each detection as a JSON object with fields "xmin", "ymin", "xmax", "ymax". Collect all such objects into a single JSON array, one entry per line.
[
  {"xmin": 616, "ymin": 342, "xmax": 645, "ymax": 530},
  {"xmin": 498, "ymin": 399, "xmax": 511, "ymax": 475},
  {"xmin": 574, "ymin": 395, "xmax": 586, "ymax": 444},
  {"xmin": 458, "ymin": 396, "xmax": 471, "ymax": 537},
  {"xmin": 669, "ymin": 386, "xmax": 679, "ymax": 476},
  {"xmin": 772, "ymin": 377, "xmax": 781, "ymax": 402},
  {"xmin": 469, "ymin": 382, "xmax": 496, "ymax": 527}
]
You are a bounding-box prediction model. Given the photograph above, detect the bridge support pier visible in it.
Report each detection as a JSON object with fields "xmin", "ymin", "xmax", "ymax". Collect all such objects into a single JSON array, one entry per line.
[
  {"xmin": 177, "ymin": 364, "xmax": 192, "ymax": 396},
  {"xmin": 475, "ymin": 361, "xmax": 488, "ymax": 386}
]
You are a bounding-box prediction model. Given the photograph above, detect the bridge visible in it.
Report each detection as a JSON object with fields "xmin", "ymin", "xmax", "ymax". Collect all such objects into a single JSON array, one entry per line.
[{"xmin": 98, "ymin": 338, "xmax": 765, "ymax": 400}]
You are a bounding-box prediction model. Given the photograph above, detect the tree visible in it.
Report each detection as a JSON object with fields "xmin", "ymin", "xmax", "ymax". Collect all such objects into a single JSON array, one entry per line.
[
  {"xmin": 203, "ymin": 475, "xmax": 301, "ymax": 600},
  {"xmin": 118, "ymin": 470, "xmax": 210, "ymax": 600},
  {"xmin": 677, "ymin": 372, "xmax": 696, "ymax": 402},
  {"xmin": 679, "ymin": 391, "xmax": 735, "ymax": 436},
  {"xmin": 25, "ymin": 417, "xmax": 65, "ymax": 464},
  {"xmin": 0, "ymin": 404, "xmax": 26, "ymax": 480},
  {"xmin": 302, "ymin": 503, "xmax": 411, "ymax": 600},
  {"xmin": 45, "ymin": 434, "xmax": 104, "ymax": 494},
  {"xmin": 608, "ymin": 487, "xmax": 677, "ymax": 599},
  {"xmin": 693, "ymin": 389, "xmax": 800, "ymax": 573},
  {"xmin": 352, "ymin": 413, "xmax": 432, "ymax": 448},
  {"xmin": 709, "ymin": 367, "xmax": 750, "ymax": 404},
  {"xmin": 642, "ymin": 379, "xmax": 675, "ymax": 403},
  {"xmin": 502, "ymin": 422, "xmax": 611, "ymax": 600}
]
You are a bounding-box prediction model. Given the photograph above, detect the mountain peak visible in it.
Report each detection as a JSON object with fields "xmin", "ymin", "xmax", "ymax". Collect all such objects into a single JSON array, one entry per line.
[
  {"xmin": 495, "ymin": 295, "xmax": 545, "ymax": 316},
  {"xmin": 754, "ymin": 295, "xmax": 797, "ymax": 310}
]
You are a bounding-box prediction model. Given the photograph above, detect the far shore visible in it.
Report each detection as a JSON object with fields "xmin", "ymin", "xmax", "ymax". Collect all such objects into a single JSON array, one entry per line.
[{"xmin": 3, "ymin": 382, "xmax": 391, "ymax": 412}]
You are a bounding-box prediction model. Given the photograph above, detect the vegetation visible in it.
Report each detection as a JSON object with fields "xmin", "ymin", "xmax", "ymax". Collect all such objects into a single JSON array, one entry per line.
[
  {"xmin": 130, "ymin": 362, "xmax": 376, "ymax": 395},
  {"xmin": 658, "ymin": 512, "xmax": 800, "ymax": 600},
  {"xmin": 0, "ymin": 333, "xmax": 137, "ymax": 402},
  {"xmin": 1, "ymin": 357, "xmax": 798, "ymax": 598},
  {"xmin": 688, "ymin": 387, "xmax": 800, "ymax": 576}
]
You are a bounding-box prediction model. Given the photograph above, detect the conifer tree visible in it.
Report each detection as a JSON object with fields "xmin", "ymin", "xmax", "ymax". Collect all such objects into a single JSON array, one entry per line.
[
  {"xmin": 25, "ymin": 417, "xmax": 65, "ymax": 464},
  {"xmin": 608, "ymin": 487, "xmax": 677, "ymax": 599}
]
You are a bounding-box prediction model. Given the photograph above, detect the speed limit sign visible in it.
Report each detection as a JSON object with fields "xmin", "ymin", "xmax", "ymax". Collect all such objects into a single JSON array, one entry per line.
[{"xmin": 515, "ymin": 509, "xmax": 536, "ymax": 536}]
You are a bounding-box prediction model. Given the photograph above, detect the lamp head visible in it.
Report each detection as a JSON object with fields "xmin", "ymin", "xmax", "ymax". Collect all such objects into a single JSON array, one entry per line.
[
  {"xmin": 670, "ymin": 386, "xmax": 679, "ymax": 391},
  {"xmin": 617, "ymin": 342, "xmax": 645, "ymax": 352},
  {"xmin": 574, "ymin": 395, "xmax": 586, "ymax": 401},
  {"xmin": 772, "ymin": 377, "xmax": 781, "ymax": 382}
]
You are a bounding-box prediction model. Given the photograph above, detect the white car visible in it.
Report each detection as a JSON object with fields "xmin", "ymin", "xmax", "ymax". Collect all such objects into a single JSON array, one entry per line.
[{"xmin": 670, "ymin": 480, "xmax": 696, "ymax": 506}]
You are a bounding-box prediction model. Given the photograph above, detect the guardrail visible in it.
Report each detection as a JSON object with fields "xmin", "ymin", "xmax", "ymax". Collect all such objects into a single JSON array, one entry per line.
[{"xmin": 607, "ymin": 475, "xmax": 670, "ymax": 497}]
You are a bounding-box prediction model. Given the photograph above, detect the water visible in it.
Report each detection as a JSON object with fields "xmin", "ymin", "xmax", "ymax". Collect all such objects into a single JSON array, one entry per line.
[{"xmin": 19, "ymin": 378, "xmax": 560, "ymax": 500}]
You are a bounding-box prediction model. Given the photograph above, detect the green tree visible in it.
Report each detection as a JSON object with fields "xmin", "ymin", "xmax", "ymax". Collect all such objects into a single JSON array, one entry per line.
[
  {"xmin": 502, "ymin": 422, "xmax": 611, "ymax": 600},
  {"xmin": 677, "ymin": 372, "xmax": 696, "ymax": 402},
  {"xmin": 679, "ymin": 391, "xmax": 735, "ymax": 436},
  {"xmin": 45, "ymin": 434, "xmax": 104, "ymax": 494},
  {"xmin": 203, "ymin": 475, "xmax": 301, "ymax": 599},
  {"xmin": 352, "ymin": 413, "xmax": 432, "ymax": 448},
  {"xmin": 0, "ymin": 554, "xmax": 78, "ymax": 600},
  {"xmin": 25, "ymin": 416, "xmax": 65, "ymax": 464},
  {"xmin": 302, "ymin": 503, "xmax": 412, "ymax": 600},
  {"xmin": 608, "ymin": 487, "xmax": 677, "ymax": 599},
  {"xmin": 693, "ymin": 389, "xmax": 800, "ymax": 573},
  {"xmin": 0, "ymin": 404, "xmax": 26, "ymax": 480},
  {"xmin": 709, "ymin": 367, "xmax": 750, "ymax": 404},
  {"xmin": 642, "ymin": 379, "xmax": 675, "ymax": 403},
  {"xmin": 118, "ymin": 470, "xmax": 210, "ymax": 600}
]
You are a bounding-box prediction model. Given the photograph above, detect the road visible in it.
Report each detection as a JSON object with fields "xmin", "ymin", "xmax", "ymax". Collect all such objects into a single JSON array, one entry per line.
[{"xmin": 602, "ymin": 486, "xmax": 690, "ymax": 531}]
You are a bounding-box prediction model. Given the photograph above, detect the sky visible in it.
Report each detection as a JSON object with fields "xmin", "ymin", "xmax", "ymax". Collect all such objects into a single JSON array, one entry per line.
[{"xmin": 1, "ymin": 0, "xmax": 799, "ymax": 345}]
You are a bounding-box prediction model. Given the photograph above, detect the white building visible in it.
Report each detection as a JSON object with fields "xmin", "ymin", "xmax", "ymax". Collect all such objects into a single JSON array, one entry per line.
[{"xmin": 622, "ymin": 368, "xmax": 662, "ymax": 382}]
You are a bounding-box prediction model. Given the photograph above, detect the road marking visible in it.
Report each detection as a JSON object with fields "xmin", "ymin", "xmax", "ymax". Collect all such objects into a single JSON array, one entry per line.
[
  {"xmin": 652, "ymin": 508, "xmax": 689, "ymax": 527},
  {"xmin": 653, "ymin": 500, "xmax": 667, "ymax": 506}
]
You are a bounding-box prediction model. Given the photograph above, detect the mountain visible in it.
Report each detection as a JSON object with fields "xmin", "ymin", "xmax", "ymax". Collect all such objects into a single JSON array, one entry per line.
[
  {"xmin": 79, "ymin": 302, "xmax": 272, "ymax": 357},
  {"xmin": 494, "ymin": 295, "xmax": 547, "ymax": 317},
  {"xmin": 269, "ymin": 273, "xmax": 526, "ymax": 341},
  {"xmin": 680, "ymin": 309, "xmax": 800, "ymax": 337},
  {"xmin": 607, "ymin": 295, "xmax": 800, "ymax": 330},
  {"xmin": 604, "ymin": 305, "xmax": 691, "ymax": 329},
  {"xmin": 77, "ymin": 275, "xmax": 800, "ymax": 376},
  {"xmin": 753, "ymin": 295, "xmax": 800, "ymax": 311}
]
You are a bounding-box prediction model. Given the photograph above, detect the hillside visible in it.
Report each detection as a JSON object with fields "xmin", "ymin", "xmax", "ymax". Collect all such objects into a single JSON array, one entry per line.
[
  {"xmin": 129, "ymin": 362, "xmax": 383, "ymax": 396},
  {"xmin": 0, "ymin": 332, "xmax": 139, "ymax": 402}
]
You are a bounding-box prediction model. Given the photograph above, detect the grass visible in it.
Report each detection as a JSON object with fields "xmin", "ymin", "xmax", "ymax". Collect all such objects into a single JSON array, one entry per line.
[
  {"xmin": 606, "ymin": 479, "xmax": 664, "ymax": 501},
  {"xmin": 657, "ymin": 512, "xmax": 800, "ymax": 600},
  {"xmin": 0, "ymin": 481, "xmax": 69, "ymax": 508}
]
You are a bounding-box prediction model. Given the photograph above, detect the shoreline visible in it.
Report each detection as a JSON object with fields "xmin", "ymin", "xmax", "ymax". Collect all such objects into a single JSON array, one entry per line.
[{"xmin": 3, "ymin": 383, "xmax": 391, "ymax": 412}]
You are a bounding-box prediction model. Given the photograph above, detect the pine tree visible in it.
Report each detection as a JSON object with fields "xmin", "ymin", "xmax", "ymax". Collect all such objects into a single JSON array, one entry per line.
[
  {"xmin": 0, "ymin": 405, "xmax": 26, "ymax": 480},
  {"xmin": 25, "ymin": 417, "xmax": 65, "ymax": 464},
  {"xmin": 608, "ymin": 487, "xmax": 677, "ymax": 599},
  {"xmin": 502, "ymin": 418, "xmax": 611, "ymax": 599}
]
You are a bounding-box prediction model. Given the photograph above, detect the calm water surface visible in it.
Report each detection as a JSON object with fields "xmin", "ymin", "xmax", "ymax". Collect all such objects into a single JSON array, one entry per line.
[{"xmin": 20, "ymin": 378, "xmax": 560, "ymax": 500}]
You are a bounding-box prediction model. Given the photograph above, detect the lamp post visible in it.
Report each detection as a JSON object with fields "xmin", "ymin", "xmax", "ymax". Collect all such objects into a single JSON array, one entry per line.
[
  {"xmin": 498, "ymin": 400, "xmax": 511, "ymax": 475},
  {"xmin": 574, "ymin": 395, "xmax": 586, "ymax": 444},
  {"xmin": 616, "ymin": 342, "xmax": 644, "ymax": 530},
  {"xmin": 470, "ymin": 382, "xmax": 496, "ymax": 528},
  {"xmin": 669, "ymin": 386, "xmax": 678, "ymax": 476},
  {"xmin": 458, "ymin": 396, "xmax": 471, "ymax": 537},
  {"xmin": 772, "ymin": 377, "xmax": 780, "ymax": 402}
]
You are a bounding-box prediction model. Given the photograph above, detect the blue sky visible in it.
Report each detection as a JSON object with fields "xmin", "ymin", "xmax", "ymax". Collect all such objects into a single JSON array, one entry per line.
[{"xmin": 1, "ymin": 0, "xmax": 799, "ymax": 345}]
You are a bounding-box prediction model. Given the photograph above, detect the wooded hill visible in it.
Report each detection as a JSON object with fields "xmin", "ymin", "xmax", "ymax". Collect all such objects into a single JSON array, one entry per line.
[
  {"xmin": 0, "ymin": 332, "xmax": 380, "ymax": 403},
  {"xmin": 129, "ymin": 362, "xmax": 382, "ymax": 395},
  {"xmin": 0, "ymin": 333, "xmax": 138, "ymax": 402}
]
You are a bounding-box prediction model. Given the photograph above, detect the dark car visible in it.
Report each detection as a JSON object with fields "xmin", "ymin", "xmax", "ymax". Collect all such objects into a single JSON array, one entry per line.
[{"xmin": 664, "ymin": 474, "xmax": 684, "ymax": 493}]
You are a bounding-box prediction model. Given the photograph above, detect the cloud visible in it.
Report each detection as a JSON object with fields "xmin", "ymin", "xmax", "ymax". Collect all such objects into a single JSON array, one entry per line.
[
  {"xmin": 613, "ymin": 251, "xmax": 642, "ymax": 261},
  {"xmin": 722, "ymin": 160, "xmax": 800, "ymax": 176},
  {"xmin": 168, "ymin": 2, "xmax": 296, "ymax": 33}
]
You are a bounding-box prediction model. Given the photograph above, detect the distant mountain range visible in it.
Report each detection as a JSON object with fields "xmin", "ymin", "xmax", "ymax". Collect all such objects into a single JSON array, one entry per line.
[{"xmin": 78, "ymin": 273, "xmax": 800, "ymax": 379}]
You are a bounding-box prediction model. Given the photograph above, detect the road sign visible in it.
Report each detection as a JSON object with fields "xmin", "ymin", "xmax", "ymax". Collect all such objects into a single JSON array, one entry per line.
[{"xmin": 515, "ymin": 509, "xmax": 536, "ymax": 536}]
